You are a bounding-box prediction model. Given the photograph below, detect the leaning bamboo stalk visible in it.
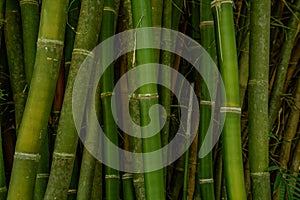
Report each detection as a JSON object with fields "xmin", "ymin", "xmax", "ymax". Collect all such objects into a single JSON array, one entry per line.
[
  {"xmin": 211, "ymin": 0, "xmax": 247, "ymax": 199},
  {"xmin": 6, "ymin": 0, "xmax": 69, "ymax": 198},
  {"xmin": 99, "ymin": 1, "xmax": 121, "ymax": 199},
  {"xmin": 131, "ymin": 0, "xmax": 165, "ymax": 199},
  {"xmin": 248, "ymin": 0, "xmax": 272, "ymax": 199},
  {"xmin": 19, "ymin": 0, "xmax": 40, "ymax": 85},
  {"xmin": 43, "ymin": 0, "xmax": 103, "ymax": 199},
  {"xmin": 4, "ymin": 0, "xmax": 27, "ymax": 133},
  {"xmin": 268, "ymin": 0, "xmax": 300, "ymax": 130}
]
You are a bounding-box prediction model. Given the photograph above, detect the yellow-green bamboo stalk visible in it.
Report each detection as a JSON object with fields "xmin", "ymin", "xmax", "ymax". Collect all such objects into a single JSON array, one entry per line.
[
  {"xmin": 44, "ymin": 0, "xmax": 103, "ymax": 199},
  {"xmin": 6, "ymin": 0, "xmax": 69, "ymax": 198},
  {"xmin": 211, "ymin": 0, "xmax": 247, "ymax": 199}
]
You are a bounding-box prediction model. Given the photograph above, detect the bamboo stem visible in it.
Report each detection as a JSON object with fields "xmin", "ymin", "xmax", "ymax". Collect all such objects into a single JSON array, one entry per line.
[
  {"xmin": 4, "ymin": 0, "xmax": 27, "ymax": 133},
  {"xmin": 44, "ymin": 0, "xmax": 103, "ymax": 198},
  {"xmin": 211, "ymin": 0, "xmax": 247, "ymax": 199}
]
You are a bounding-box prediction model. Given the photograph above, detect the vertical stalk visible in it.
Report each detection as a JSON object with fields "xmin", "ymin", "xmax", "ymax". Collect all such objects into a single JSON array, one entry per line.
[
  {"xmin": 248, "ymin": 0, "xmax": 271, "ymax": 199},
  {"xmin": 91, "ymin": 161, "xmax": 103, "ymax": 200},
  {"xmin": 268, "ymin": 0, "xmax": 300, "ymax": 130},
  {"xmin": 7, "ymin": 0, "xmax": 69, "ymax": 198},
  {"xmin": 0, "ymin": 0, "xmax": 5, "ymax": 48},
  {"xmin": 131, "ymin": 0, "xmax": 165, "ymax": 199},
  {"xmin": 4, "ymin": 0, "xmax": 27, "ymax": 132},
  {"xmin": 211, "ymin": 0, "xmax": 247, "ymax": 199},
  {"xmin": 44, "ymin": 0, "xmax": 103, "ymax": 199},
  {"xmin": 99, "ymin": 0, "xmax": 120, "ymax": 199},
  {"xmin": 195, "ymin": 0, "xmax": 217, "ymax": 199},
  {"xmin": 19, "ymin": 0, "xmax": 40, "ymax": 85},
  {"xmin": 122, "ymin": 173, "xmax": 136, "ymax": 200}
]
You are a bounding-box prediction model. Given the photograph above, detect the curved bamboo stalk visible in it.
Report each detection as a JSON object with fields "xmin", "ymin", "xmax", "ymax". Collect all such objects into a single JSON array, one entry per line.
[
  {"xmin": 4, "ymin": 0, "xmax": 27, "ymax": 133},
  {"xmin": 268, "ymin": 0, "xmax": 300, "ymax": 130},
  {"xmin": 6, "ymin": 0, "xmax": 69, "ymax": 198},
  {"xmin": 19, "ymin": 0, "xmax": 40, "ymax": 85},
  {"xmin": 248, "ymin": 0, "xmax": 272, "ymax": 199},
  {"xmin": 43, "ymin": 0, "xmax": 103, "ymax": 199},
  {"xmin": 131, "ymin": 0, "xmax": 165, "ymax": 199},
  {"xmin": 211, "ymin": 0, "xmax": 247, "ymax": 199}
]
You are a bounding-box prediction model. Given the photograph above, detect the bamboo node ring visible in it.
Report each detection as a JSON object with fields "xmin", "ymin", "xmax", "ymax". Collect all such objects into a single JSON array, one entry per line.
[
  {"xmin": 14, "ymin": 152, "xmax": 41, "ymax": 161},
  {"xmin": 0, "ymin": 187, "xmax": 7, "ymax": 193},
  {"xmin": 20, "ymin": 0, "xmax": 39, "ymax": 6},
  {"xmin": 199, "ymin": 178, "xmax": 214, "ymax": 184},
  {"xmin": 72, "ymin": 48, "xmax": 94, "ymax": 58},
  {"xmin": 103, "ymin": 7, "xmax": 118, "ymax": 16},
  {"xmin": 36, "ymin": 173, "xmax": 50, "ymax": 179},
  {"xmin": 105, "ymin": 175, "xmax": 120, "ymax": 179},
  {"xmin": 211, "ymin": 0, "xmax": 234, "ymax": 8},
  {"xmin": 220, "ymin": 106, "xmax": 241, "ymax": 114},
  {"xmin": 101, "ymin": 92, "xmax": 114, "ymax": 98},
  {"xmin": 200, "ymin": 100, "xmax": 215, "ymax": 106},
  {"xmin": 199, "ymin": 21, "xmax": 214, "ymax": 28},
  {"xmin": 122, "ymin": 173, "xmax": 133, "ymax": 179}
]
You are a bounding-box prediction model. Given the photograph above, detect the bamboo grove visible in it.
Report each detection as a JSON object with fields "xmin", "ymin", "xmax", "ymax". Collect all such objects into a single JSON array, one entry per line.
[{"xmin": 0, "ymin": 0, "xmax": 299, "ymax": 199}]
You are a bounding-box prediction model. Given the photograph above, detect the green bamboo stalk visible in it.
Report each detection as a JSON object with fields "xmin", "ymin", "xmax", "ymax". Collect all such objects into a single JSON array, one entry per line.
[
  {"xmin": 268, "ymin": 0, "xmax": 300, "ymax": 130},
  {"xmin": 19, "ymin": 0, "xmax": 40, "ymax": 85},
  {"xmin": 248, "ymin": 0, "xmax": 271, "ymax": 199},
  {"xmin": 64, "ymin": 0, "xmax": 81, "ymax": 81},
  {"xmin": 124, "ymin": 0, "xmax": 146, "ymax": 199},
  {"xmin": 0, "ymin": 64, "xmax": 8, "ymax": 199},
  {"xmin": 33, "ymin": 129, "xmax": 50, "ymax": 200},
  {"xmin": 99, "ymin": 1, "xmax": 120, "ymax": 199},
  {"xmin": 90, "ymin": 161, "xmax": 103, "ymax": 200},
  {"xmin": 238, "ymin": 4, "xmax": 250, "ymax": 107},
  {"xmin": 211, "ymin": 0, "xmax": 246, "ymax": 199},
  {"xmin": 123, "ymin": 173, "xmax": 136, "ymax": 200},
  {"xmin": 0, "ymin": 0, "xmax": 5, "ymax": 49},
  {"xmin": 4, "ymin": 0, "xmax": 27, "ymax": 132},
  {"xmin": 43, "ymin": 0, "xmax": 103, "ymax": 199},
  {"xmin": 6, "ymin": 0, "xmax": 69, "ymax": 198},
  {"xmin": 67, "ymin": 154, "xmax": 80, "ymax": 200},
  {"xmin": 194, "ymin": 0, "xmax": 217, "ymax": 199},
  {"xmin": 77, "ymin": 87, "xmax": 103, "ymax": 200},
  {"xmin": 131, "ymin": 0, "xmax": 165, "ymax": 199}
]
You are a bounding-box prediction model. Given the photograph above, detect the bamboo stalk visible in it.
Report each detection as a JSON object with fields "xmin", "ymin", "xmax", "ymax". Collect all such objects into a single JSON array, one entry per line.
[
  {"xmin": 19, "ymin": 0, "xmax": 40, "ymax": 85},
  {"xmin": 64, "ymin": 0, "xmax": 81, "ymax": 81},
  {"xmin": 123, "ymin": 173, "xmax": 136, "ymax": 200},
  {"xmin": 99, "ymin": 1, "xmax": 121, "ymax": 199},
  {"xmin": 4, "ymin": 0, "xmax": 27, "ymax": 133},
  {"xmin": 268, "ymin": 0, "xmax": 300, "ymax": 130},
  {"xmin": 194, "ymin": 0, "xmax": 217, "ymax": 199},
  {"xmin": 6, "ymin": 0, "xmax": 69, "ymax": 198},
  {"xmin": 0, "ymin": 0, "xmax": 5, "ymax": 49},
  {"xmin": 131, "ymin": 0, "xmax": 165, "ymax": 199},
  {"xmin": 91, "ymin": 161, "xmax": 103, "ymax": 200},
  {"xmin": 43, "ymin": 0, "xmax": 103, "ymax": 199},
  {"xmin": 211, "ymin": 0, "xmax": 247, "ymax": 199},
  {"xmin": 248, "ymin": 0, "xmax": 272, "ymax": 199}
]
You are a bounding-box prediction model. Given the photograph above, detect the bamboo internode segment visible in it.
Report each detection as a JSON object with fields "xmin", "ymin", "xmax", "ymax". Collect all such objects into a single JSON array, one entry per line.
[
  {"xmin": 19, "ymin": 0, "xmax": 38, "ymax": 6},
  {"xmin": 14, "ymin": 152, "xmax": 40, "ymax": 161}
]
